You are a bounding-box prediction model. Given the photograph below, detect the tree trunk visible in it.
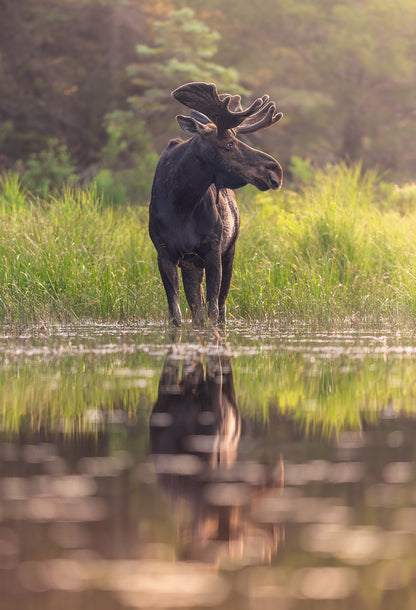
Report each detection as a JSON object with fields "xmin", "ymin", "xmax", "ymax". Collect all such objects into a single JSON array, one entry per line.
[{"xmin": 340, "ymin": 115, "xmax": 363, "ymax": 162}]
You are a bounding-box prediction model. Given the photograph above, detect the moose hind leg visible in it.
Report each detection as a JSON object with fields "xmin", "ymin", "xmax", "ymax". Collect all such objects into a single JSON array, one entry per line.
[
  {"xmin": 181, "ymin": 262, "xmax": 205, "ymax": 327},
  {"xmin": 157, "ymin": 253, "xmax": 182, "ymax": 325},
  {"xmin": 218, "ymin": 244, "xmax": 236, "ymax": 324}
]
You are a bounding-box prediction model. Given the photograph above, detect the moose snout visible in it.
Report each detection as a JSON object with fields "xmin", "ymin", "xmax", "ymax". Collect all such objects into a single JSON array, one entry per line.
[
  {"xmin": 268, "ymin": 171, "xmax": 281, "ymax": 190},
  {"xmin": 266, "ymin": 160, "xmax": 283, "ymax": 190},
  {"xmin": 247, "ymin": 156, "xmax": 283, "ymax": 192}
]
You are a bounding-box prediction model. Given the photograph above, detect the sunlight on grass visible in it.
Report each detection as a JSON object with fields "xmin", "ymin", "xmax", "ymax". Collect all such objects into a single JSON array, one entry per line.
[{"xmin": 231, "ymin": 163, "xmax": 416, "ymax": 322}]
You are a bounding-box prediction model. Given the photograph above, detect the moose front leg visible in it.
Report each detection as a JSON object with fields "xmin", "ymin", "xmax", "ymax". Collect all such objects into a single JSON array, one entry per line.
[
  {"xmin": 181, "ymin": 261, "xmax": 205, "ymax": 327},
  {"xmin": 157, "ymin": 253, "xmax": 182, "ymax": 326},
  {"xmin": 204, "ymin": 250, "xmax": 222, "ymax": 323}
]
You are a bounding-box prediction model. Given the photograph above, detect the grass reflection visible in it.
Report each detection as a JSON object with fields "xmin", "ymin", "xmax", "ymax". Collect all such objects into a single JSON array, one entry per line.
[
  {"xmin": 234, "ymin": 350, "xmax": 416, "ymax": 436},
  {"xmin": 1, "ymin": 326, "xmax": 416, "ymax": 436},
  {"xmin": 0, "ymin": 351, "xmax": 161, "ymax": 433}
]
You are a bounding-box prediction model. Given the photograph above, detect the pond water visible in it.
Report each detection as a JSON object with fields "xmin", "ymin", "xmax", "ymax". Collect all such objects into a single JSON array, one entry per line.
[{"xmin": 1, "ymin": 321, "xmax": 416, "ymax": 609}]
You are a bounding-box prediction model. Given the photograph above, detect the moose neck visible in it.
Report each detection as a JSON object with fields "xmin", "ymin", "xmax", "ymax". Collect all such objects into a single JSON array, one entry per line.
[{"xmin": 170, "ymin": 138, "xmax": 216, "ymax": 211}]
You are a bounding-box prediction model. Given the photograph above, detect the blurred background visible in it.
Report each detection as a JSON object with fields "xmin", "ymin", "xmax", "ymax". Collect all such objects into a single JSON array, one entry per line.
[{"xmin": 1, "ymin": 0, "xmax": 416, "ymax": 203}]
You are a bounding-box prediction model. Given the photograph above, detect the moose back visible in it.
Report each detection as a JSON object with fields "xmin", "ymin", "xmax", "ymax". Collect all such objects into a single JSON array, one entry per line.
[{"xmin": 149, "ymin": 82, "xmax": 283, "ymax": 326}]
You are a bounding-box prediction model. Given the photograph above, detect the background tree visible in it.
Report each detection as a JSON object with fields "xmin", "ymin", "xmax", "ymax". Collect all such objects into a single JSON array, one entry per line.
[
  {"xmin": 273, "ymin": 0, "xmax": 416, "ymax": 171},
  {"xmin": 184, "ymin": 0, "xmax": 416, "ymax": 177},
  {"xmin": 0, "ymin": 0, "xmax": 162, "ymax": 171},
  {"xmin": 97, "ymin": 7, "xmax": 246, "ymax": 202}
]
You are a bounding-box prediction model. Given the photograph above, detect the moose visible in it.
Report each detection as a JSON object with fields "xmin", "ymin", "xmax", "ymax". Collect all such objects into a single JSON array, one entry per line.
[{"xmin": 149, "ymin": 82, "xmax": 283, "ymax": 326}]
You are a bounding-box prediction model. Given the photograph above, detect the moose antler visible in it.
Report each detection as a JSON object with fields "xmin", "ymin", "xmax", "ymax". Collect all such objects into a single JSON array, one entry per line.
[
  {"xmin": 219, "ymin": 91, "xmax": 283, "ymax": 134},
  {"xmin": 172, "ymin": 82, "xmax": 278, "ymax": 134},
  {"xmin": 236, "ymin": 101, "xmax": 283, "ymax": 134}
]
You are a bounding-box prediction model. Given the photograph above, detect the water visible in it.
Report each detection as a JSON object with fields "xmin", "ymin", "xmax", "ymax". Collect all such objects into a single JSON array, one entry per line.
[{"xmin": 1, "ymin": 322, "xmax": 416, "ymax": 609}]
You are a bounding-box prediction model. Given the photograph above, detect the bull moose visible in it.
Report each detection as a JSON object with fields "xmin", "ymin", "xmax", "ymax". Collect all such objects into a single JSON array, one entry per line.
[{"xmin": 149, "ymin": 82, "xmax": 283, "ymax": 326}]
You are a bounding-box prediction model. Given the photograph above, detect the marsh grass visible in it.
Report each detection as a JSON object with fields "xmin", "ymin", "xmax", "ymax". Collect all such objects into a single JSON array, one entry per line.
[
  {"xmin": 0, "ymin": 174, "xmax": 162, "ymax": 322},
  {"xmin": 1, "ymin": 165, "xmax": 416, "ymax": 324},
  {"xmin": 232, "ymin": 164, "xmax": 416, "ymax": 322}
]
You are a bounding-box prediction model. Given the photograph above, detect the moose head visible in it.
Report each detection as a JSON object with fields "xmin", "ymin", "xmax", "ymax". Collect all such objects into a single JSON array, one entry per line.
[{"xmin": 173, "ymin": 82, "xmax": 283, "ymax": 191}]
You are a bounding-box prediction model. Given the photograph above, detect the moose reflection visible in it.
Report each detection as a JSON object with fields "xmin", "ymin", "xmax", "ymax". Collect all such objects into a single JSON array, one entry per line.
[{"xmin": 150, "ymin": 347, "xmax": 284, "ymax": 565}]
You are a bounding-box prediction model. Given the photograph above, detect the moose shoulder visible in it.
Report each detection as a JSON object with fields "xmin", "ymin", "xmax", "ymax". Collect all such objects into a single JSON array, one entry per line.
[{"xmin": 149, "ymin": 82, "xmax": 283, "ymax": 326}]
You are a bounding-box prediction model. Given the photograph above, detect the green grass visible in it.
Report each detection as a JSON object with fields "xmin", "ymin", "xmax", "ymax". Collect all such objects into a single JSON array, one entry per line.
[
  {"xmin": 1, "ymin": 164, "xmax": 416, "ymax": 324},
  {"xmin": 232, "ymin": 163, "xmax": 416, "ymax": 323},
  {"xmin": 0, "ymin": 174, "xmax": 162, "ymax": 322}
]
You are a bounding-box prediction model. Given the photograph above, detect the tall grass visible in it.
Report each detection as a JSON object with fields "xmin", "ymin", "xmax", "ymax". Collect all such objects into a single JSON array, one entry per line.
[
  {"xmin": 232, "ymin": 164, "xmax": 416, "ymax": 323},
  {"xmin": 0, "ymin": 174, "xmax": 162, "ymax": 322},
  {"xmin": 1, "ymin": 165, "xmax": 416, "ymax": 324}
]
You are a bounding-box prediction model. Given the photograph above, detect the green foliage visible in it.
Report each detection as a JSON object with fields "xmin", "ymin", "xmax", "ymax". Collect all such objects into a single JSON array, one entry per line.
[
  {"xmin": 16, "ymin": 139, "xmax": 79, "ymax": 195},
  {"xmin": 379, "ymin": 182, "xmax": 416, "ymax": 215},
  {"xmin": 288, "ymin": 156, "xmax": 314, "ymax": 186},
  {"xmin": 129, "ymin": 7, "xmax": 246, "ymax": 113},
  {"xmin": 262, "ymin": 0, "xmax": 416, "ymax": 170},
  {"xmin": 0, "ymin": 0, "xmax": 139, "ymax": 169},
  {"xmin": 1, "ymin": 0, "xmax": 416, "ymax": 191},
  {"xmin": 0, "ymin": 174, "xmax": 161, "ymax": 322},
  {"xmin": 230, "ymin": 163, "xmax": 416, "ymax": 322},
  {"xmin": 97, "ymin": 116, "xmax": 158, "ymax": 204},
  {"xmin": 0, "ymin": 173, "xmax": 28, "ymax": 214}
]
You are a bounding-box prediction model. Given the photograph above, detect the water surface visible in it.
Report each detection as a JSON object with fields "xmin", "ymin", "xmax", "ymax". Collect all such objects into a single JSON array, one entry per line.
[{"xmin": 1, "ymin": 322, "xmax": 416, "ymax": 609}]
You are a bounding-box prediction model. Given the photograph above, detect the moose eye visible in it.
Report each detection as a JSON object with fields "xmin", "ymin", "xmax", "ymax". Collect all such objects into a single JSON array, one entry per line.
[{"xmin": 226, "ymin": 141, "xmax": 234, "ymax": 149}]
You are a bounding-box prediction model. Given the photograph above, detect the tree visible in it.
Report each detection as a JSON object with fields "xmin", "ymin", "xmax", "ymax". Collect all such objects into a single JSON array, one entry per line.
[
  {"xmin": 181, "ymin": 0, "xmax": 416, "ymax": 178},
  {"xmin": 2, "ymin": 0, "xmax": 415, "ymax": 192},
  {"xmin": 280, "ymin": 0, "xmax": 416, "ymax": 167},
  {"xmin": 0, "ymin": 0, "xmax": 160, "ymax": 170},
  {"xmin": 126, "ymin": 7, "xmax": 245, "ymax": 120},
  {"xmin": 98, "ymin": 7, "xmax": 247, "ymax": 203}
]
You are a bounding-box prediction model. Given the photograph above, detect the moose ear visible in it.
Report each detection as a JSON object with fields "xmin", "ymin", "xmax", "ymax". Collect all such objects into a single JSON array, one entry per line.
[
  {"xmin": 176, "ymin": 114, "xmax": 216, "ymax": 136},
  {"xmin": 190, "ymin": 109, "xmax": 211, "ymax": 124}
]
